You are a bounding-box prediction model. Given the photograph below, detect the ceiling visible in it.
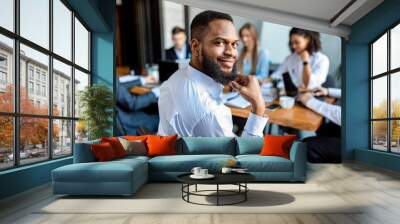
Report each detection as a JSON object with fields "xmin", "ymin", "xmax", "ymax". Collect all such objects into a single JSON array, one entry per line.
[{"xmin": 170, "ymin": 0, "xmax": 384, "ymax": 38}]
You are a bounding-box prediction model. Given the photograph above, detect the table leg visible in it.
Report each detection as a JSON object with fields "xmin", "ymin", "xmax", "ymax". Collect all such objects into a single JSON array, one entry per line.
[
  {"xmin": 245, "ymin": 183, "xmax": 247, "ymax": 201},
  {"xmin": 217, "ymin": 184, "xmax": 219, "ymax": 206}
]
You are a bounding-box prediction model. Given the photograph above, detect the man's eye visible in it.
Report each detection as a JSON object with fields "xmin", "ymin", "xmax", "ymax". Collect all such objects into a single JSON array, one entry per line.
[
  {"xmin": 232, "ymin": 42, "xmax": 239, "ymax": 48},
  {"xmin": 215, "ymin": 41, "xmax": 224, "ymax": 46}
]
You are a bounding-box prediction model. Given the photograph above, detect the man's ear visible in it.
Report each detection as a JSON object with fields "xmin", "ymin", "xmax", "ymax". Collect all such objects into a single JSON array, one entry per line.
[{"xmin": 190, "ymin": 39, "xmax": 200, "ymax": 57}]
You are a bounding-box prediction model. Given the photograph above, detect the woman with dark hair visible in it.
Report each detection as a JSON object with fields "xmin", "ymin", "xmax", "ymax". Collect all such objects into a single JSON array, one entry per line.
[
  {"xmin": 237, "ymin": 23, "xmax": 270, "ymax": 80},
  {"xmin": 270, "ymin": 28, "xmax": 329, "ymax": 89}
]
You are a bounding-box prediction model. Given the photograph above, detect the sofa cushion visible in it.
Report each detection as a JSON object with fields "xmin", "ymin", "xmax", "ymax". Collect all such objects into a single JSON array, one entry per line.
[
  {"xmin": 236, "ymin": 137, "xmax": 264, "ymax": 155},
  {"xmin": 118, "ymin": 137, "xmax": 147, "ymax": 156},
  {"xmin": 147, "ymin": 135, "xmax": 178, "ymax": 157},
  {"xmin": 101, "ymin": 137, "xmax": 127, "ymax": 158},
  {"xmin": 177, "ymin": 137, "xmax": 235, "ymax": 155},
  {"xmin": 148, "ymin": 154, "xmax": 235, "ymax": 172},
  {"xmin": 260, "ymin": 135, "xmax": 296, "ymax": 159},
  {"xmin": 73, "ymin": 139, "xmax": 101, "ymax": 163},
  {"xmin": 53, "ymin": 158, "xmax": 147, "ymax": 183},
  {"xmin": 91, "ymin": 142, "xmax": 118, "ymax": 161},
  {"xmin": 236, "ymin": 155, "xmax": 293, "ymax": 172}
]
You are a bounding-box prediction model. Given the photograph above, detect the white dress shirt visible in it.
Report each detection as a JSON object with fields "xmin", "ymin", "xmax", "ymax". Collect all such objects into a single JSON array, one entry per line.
[
  {"xmin": 271, "ymin": 51, "xmax": 329, "ymax": 89},
  {"xmin": 157, "ymin": 65, "xmax": 268, "ymax": 137},
  {"xmin": 174, "ymin": 44, "xmax": 187, "ymax": 60},
  {"xmin": 306, "ymin": 88, "xmax": 341, "ymax": 126}
]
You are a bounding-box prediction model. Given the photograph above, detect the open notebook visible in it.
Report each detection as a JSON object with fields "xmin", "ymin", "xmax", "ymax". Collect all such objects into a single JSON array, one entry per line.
[{"xmin": 224, "ymin": 95, "xmax": 251, "ymax": 109}]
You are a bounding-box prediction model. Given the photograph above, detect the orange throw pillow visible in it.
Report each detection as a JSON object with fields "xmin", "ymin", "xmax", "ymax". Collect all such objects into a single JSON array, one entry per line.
[
  {"xmin": 91, "ymin": 142, "xmax": 117, "ymax": 161},
  {"xmin": 259, "ymin": 135, "xmax": 296, "ymax": 159},
  {"xmin": 101, "ymin": 137, "xmax": 126, "ymax": 158},
  {"xmin": 146, "ymin": 135, "xmax": 178, "ymax": 157}
]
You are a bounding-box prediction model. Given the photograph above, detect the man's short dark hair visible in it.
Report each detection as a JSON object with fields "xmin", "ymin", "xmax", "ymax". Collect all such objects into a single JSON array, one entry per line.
[
  {"xmin": 172, "ymin": 26, "xmax": 185, "ymax": 35},
  {"xmin": 190, "ymin": 10, "xmax": 233, "ymax": 40}
]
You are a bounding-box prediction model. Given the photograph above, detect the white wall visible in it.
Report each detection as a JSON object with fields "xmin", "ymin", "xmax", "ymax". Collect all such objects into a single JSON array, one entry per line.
[{"xmin": 162, "ymin": 0, "xmax": 185, "ymax": 49}]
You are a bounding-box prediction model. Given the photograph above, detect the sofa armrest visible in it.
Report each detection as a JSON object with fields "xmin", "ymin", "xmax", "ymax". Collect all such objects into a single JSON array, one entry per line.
[
  {"xmin": 289, "ymin": 141, "xmax": 307, "ymax": 182},
  {"xmin": 73, "ymin": 140, "xmax": 100, "ymax": 163}
]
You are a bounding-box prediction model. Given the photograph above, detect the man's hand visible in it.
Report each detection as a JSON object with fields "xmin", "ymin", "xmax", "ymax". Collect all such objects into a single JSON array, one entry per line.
[
  {"xmin": 229, "ymin": 75, "xmax": 265, "ymax": 116},
  {"xmin": 144, "ymin": 75, "xmax": 157, "ymax": 84},
  {"xmin": 312, "ymin": 87, "xmax": 329, "ymax": 96},
  {"xmin": 298, "ymin": 92, "xmax": 313, "ymax": 105}
]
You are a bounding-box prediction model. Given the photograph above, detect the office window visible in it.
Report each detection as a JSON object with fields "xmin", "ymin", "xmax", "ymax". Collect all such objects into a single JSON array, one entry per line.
[
  {"xmin": 74, "ymin": 69, "xmax": 89, "ymax": 118},
  {"xmin": 370, "ymin": 22, "xmax": 400, "ymax": 154},
  {"xmin": 0, "ymin": 116, "xmax": 13, "ymax": 170},
  {"xmin": 74, "ymin": 18, "xmax": 89, "ymax": 70},
  {"xmin": 0, "ymin": 1, "xmax": 91, "ymax": 170},
  {"xmin": 53, "ymin": 59, "xmax": 72, "ymax": 117},
  {"xmin": 0, "ymin": 34, "xmax": 14, "ymax": 113},
  {"xmin": 53, "ymin": 119, "xmax": 72, "ymax": 158},
  {"xmin": 391, "ymin": 24, "xmax": 400, "ymax": 70},
  {"xmin": 53, "ymin": 0, "xmax": 72, "ymax": 60},
  {"xmin": 20, "ymin": 0, "xmax": 49, "ymax": 49},
  {"xmin": 0, "ymin": 0, "xmax": 14, "ymax": 31},
  {"xmin": 19, "ymin": 117, "xmax": 49, "ymax": 165}
]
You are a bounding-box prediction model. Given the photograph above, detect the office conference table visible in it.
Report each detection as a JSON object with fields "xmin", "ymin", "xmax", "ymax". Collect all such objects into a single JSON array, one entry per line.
[{"xmin": 130, "ymin": 85, "xmax": 333, "ymax": 132}]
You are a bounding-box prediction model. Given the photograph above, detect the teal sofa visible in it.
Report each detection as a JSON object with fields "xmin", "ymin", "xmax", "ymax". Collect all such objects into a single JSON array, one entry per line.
[{"xmin": 52, "ymin": 137, "xmax": 307, "ymax": 196}]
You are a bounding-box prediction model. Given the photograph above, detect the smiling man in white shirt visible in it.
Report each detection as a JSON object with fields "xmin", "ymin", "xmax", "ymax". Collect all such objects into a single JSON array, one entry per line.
[{"xmin": 158, "ymin": 10, "xmax": 268, "ymax": 137}]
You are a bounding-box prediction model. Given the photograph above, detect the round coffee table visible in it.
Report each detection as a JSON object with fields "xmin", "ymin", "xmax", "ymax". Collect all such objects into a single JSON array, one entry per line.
[{"xmin": 177, "ymin": 173, "xmax": 255, "ymax": 206}]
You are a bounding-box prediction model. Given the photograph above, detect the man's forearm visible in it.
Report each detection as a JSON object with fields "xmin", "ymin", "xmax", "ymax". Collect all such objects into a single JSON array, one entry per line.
[{"xmin": 250, "ymin": 97, "xmax": 265, "ymax": 116}]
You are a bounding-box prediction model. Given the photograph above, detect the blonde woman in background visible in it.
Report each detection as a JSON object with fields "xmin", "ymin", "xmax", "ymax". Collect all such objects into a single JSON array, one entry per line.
[{"xmin": 237, "ymin": 23, "xmax": 270, "ymax": 80}]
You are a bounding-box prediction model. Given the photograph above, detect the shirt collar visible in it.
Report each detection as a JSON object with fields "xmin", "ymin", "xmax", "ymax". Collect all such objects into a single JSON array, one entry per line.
[
  {"xmin": 174, "ymin": 44, "xmax": 186, "ymax": 53},
  {"xmin": 186, "ymin": 64, "xmax": 224, "ymax": 99}
]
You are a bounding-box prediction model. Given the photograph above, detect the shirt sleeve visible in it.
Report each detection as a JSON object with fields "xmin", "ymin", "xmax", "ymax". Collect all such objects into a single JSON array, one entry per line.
[
  {"xmin": 271, "ymin": 56, "xmax": 289, "ymax": 80},
  {"xmin": 255, "ymin": 49, "xmax": 270, "ymax": 80},
  {"xmin": 192, "ymin": 111, "xmax": 268, "ymax": 137},
  {"xmin": 306, "ymin": 97, "xmax": 341, "ymax": 126},
  {"xmin": 306, "ymin": 55, "xmax": 330, "ymax": 89},
  {"xmin": 242, "ymin": 112, "xmax": 268, "ymax": 136},
  {"xmin": 328, "ymin": 88, "xmax": 341, "ymax": 98}
]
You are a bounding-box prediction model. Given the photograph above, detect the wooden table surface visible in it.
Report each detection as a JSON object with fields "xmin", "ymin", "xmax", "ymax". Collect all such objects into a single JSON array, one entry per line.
[
  {"xmin": 130, "ymin": 85, "xmax": 334, "ymax": 132},
  {"xmin": 229, "ymin": 99, "xmax": 334, "ymax": 132}
]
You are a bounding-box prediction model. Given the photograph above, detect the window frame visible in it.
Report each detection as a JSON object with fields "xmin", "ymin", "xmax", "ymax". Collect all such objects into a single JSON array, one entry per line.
[
  {"xmin": 0, "ymin": 0, "xmax": 92, "ymax": 171},
  {"xmin": 370, "ymin": 20, "xmax": 400, "ymax": 154}
]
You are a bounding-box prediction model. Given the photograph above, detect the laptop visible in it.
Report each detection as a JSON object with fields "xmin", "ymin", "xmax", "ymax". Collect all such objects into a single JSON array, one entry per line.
[
  {"xmin": 158, "ymin": 61, "xmax": 179, "ymax": 83},
  {"xmin": 282, "ymin": 72, "xmax": 298, "ymax": 97}
]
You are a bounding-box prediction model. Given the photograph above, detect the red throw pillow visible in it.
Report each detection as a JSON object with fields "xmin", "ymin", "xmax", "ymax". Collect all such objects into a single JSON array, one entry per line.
[
  {"xmin": 91, "ymin": 142, "xmax": 117, "ymax": 161},
  {"xmin": 259, "ymin": 135, "xmax": 296, "ymax": 159},
  {"xmin": 146, "ymin": 135, "xmax": 177, "ymax": 157},
  {"xmin": 101, "ymin": 137, "xmax": 126, "ymax": 158}
]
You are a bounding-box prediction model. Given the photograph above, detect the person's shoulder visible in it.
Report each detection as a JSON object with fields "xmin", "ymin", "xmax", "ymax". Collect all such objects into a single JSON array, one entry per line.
[
  {"xmin": 258, "ymin": 48, "xmax": 269, "ymax": 56},
  {"xmin": 162, "ymin": 67, "xmax": 189, "ymax": 86},
  {"xmin": 258, "ymin": 48, "xmax": 270, "ymax": 59},
  {"xmin": 284, "ymin": 52, "xmax": 297, "ymax": 62},
  {"xmin": 314, "ymin": 51, "xmax": 329, "ymax": 62},
  {"xmin": 166, "ymin": 46, "xmax": 174, "ymax": 52}
]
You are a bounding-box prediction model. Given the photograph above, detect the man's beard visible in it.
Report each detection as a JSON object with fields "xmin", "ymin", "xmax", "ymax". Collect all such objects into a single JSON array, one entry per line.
[{"xmin": 201, "ymin": 52, "xmax": 238, "ymax": 85}]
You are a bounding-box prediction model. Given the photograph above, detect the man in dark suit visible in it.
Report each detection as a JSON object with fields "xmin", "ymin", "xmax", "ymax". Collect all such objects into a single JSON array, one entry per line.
[
  {"xmin": 165, "ymin": 26, "xmax": 191, "ymax": 61},
  {"xmin": 116, "ymin": 76, "xmax": 159, "ymax": 135}
]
